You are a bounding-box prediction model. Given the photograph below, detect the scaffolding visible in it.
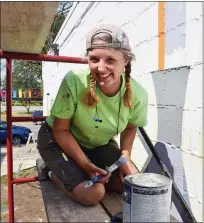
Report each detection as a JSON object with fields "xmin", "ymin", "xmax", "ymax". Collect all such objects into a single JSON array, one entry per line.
[{"xmin": 0, "ymin": 50, "xmax": 196, "ymax": 222}]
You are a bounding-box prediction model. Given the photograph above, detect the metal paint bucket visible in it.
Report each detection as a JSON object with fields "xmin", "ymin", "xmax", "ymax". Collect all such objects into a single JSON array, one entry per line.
[{"xmin": 122, "ymin": 173, "xmax": 172, "ymax": 222}]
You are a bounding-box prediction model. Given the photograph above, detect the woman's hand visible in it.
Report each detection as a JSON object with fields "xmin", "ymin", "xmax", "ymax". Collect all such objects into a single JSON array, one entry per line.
[
  {"xmin": 119, "ymin": 159, "xmax": 139, "ymax": 182},
  {"xmin": 84, "ymin": 162, "xmax": 111, "ymax": 184}
]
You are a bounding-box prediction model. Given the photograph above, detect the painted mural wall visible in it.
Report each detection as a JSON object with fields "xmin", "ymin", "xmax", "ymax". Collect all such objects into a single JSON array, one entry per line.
[{"xmin": 42, "ymin": 2, "xmax": 203, "ymax": 222}]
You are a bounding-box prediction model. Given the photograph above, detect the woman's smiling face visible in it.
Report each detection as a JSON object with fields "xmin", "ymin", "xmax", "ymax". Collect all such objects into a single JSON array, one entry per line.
[{"xmin": 87, "ymin": 40, "xmax": 128, "ymax": 89}]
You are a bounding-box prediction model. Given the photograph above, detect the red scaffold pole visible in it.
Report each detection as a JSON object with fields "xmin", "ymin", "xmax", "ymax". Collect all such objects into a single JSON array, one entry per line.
[
  {"xmin": 0, "ymin": 51, "xmax": 88, "ymax": 63},
  {"xmin": 6, "ymin": 58, "xmax": 14, "ymax": 222},
  {"xmin": 12, "ymin": 176, "xmax": 39, "ymax": 184},
  {"xmin": 0, "ymin": 50, "xmax": 88, "ymax": 223}
]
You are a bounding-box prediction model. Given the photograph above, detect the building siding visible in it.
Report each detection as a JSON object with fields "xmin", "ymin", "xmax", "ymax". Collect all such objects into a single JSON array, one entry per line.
[{"xmin": 42, "ymin": 2, "xmax": 203, "ymax": 221}]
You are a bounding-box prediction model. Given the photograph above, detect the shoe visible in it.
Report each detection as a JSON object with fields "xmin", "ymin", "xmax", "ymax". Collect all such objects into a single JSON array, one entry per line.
[
  {"xmin": 48, "ymin": 171, "xmax": 52, "ymax": 180},
  {"xmin": 111, "ymin": 212, "xmax": 123, "ymax": 223},
  {"xmin": 40, "ymin": 165, "xmax": 51, "ymax": 181}
]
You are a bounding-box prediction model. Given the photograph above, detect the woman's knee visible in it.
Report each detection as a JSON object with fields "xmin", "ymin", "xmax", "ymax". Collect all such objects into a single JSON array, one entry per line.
[
  {"xmin": 72, "ymin": 182, "xmax": 105, "ymax": 206},
  {"xmin": 85, "ymin": 183, "xmax": 105, "ymax": 206}
]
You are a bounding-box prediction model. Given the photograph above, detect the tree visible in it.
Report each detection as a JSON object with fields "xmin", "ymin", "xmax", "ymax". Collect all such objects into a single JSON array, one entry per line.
[
  {"xmin": 1, "ymin": 2, "xmax": 74, "ymax": 113},
  {"xmin": 1, "ymin": 76, "xmax": 6, "ymax": 88},
  {"xmin": 12, "ymin": 60, "xmax": 41, "ymax": 89},
  {"xmin": 1, "ymin": 59, "xmax": 6, "ymax": 88},
  {"xmin": 18, "ymin": 98, "xmax": 32, "ymax": 113},
  {"xmin": 41, "ymin": 2, "xmax": 73, "ymax": 54},
  {"xmin": 57, "ymin": 2, "xmax": 73, "ymax": 16},
  {"xmin": 0, "ymin": 59, "xmax": 6, "ymax": 70},
  {"xmin": 12, "ymin": 60, "xmax": 42, "ymax": 113}
]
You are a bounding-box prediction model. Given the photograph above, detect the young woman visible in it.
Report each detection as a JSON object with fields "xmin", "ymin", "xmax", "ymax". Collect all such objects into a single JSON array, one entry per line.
[{"xmin": 37, "ymin": 24, "xmax": 148, "ymax": 206}]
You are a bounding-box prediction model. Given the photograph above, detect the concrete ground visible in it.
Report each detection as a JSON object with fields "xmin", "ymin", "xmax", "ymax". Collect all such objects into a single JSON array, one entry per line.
[
  {"xmin": 0, "ymin": 105, "xmax": 43, "ymax": 113},
  {"xmin": 1, "ymin": 122, "xmax": 41, "ymax": 176},
  {"xmin": 1, "ymin": 143, "xmax": 39, "ymax": 176},
  {"xmin": 0, "ymin": 122, "xmax": 48, "ymax": 222}
]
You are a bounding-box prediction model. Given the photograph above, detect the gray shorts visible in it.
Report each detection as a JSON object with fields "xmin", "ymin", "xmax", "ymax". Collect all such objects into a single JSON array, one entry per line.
[{"xmin": 37, "ymin": 121, "xmax": 121, "ymax": 191}]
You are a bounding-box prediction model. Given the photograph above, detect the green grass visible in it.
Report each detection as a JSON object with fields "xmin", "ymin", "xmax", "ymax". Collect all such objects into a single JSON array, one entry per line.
[
  {"xmin": 1, "ymin": 112, "xmax": 33, "ymax": 121},
  {"xmin": 0, "ymin": 213, "xmax": 8, "ymax": 219},
  {"xmin": 1, "ymin": 200, "xmax": 8, "ymax": 206},
  {"xmin": 1, "ymin": 167, "xmax": 37, "ymax": 185},
  {"xmin": 0, "ymin": 198, "xmax": 8, "ymax": 219}
]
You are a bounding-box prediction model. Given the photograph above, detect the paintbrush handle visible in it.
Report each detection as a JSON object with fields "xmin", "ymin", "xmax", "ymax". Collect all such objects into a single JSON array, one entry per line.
[{"xmin": 84, "ymin": 157, "xmax": 128, "ymax": 188}]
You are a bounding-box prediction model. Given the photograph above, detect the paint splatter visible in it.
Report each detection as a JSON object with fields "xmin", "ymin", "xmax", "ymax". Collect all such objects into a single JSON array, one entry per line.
[
  {"xmin": 48, "ymin": 140, "xmax": 54, "ymax": 144},
  {"xmin": 61, "ymin": 170, "xmax": 66, "ymax": 181},
  {"xmin": 56, "ymin": 156, "xmax": 64, "ymax": 164}
]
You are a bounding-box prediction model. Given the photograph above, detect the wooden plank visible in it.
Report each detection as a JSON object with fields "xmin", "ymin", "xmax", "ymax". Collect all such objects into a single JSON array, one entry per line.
[
  {"xmin": 101, "ymin": 191, "xmax": 179, "ymax": 222},
  {"xmin": 100, "ymin": 192, "xmax": 123, "ymax": 217},
  {"xmin": 36, "ymin": 158, "xmax": 110, "ymax": 222}
]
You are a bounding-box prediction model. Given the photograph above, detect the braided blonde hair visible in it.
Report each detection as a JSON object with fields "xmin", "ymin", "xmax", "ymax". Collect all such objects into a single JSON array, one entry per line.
[
  {"xmin": 81, "ymin": 33, "xmax": 135, "ymax": 108},
  {"xmin": 124, "ymin": 61, "xmax": 133, "ymax": 108},
  {"xmin": 81, "ymin": 72, "xmax": 99, "ymax": 107}
]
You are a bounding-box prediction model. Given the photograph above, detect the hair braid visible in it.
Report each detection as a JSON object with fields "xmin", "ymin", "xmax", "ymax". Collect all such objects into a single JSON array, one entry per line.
[
  {"xmin": 124, "ymin": 61, "xmax": 133, "ymax": 108},
  {"xmin": 82, "ymin": 73, "xmax": 99, "ymax": 107}
]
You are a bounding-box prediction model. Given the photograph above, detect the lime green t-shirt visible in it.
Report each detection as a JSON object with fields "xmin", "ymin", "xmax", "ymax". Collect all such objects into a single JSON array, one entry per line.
[{"xmin": 46, "ymin": 68, "xmax": 148, "ymax": 149}]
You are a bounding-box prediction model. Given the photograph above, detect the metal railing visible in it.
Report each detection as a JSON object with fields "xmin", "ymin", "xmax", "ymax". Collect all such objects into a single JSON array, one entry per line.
[{"xmin": 0, "ymin": 50, "xmax": 197, "ymax": 222}]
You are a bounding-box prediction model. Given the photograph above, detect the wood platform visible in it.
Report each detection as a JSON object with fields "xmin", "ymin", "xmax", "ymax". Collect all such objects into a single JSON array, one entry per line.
[
  {"xmin": 36, "ymin": 158, "xmax": 179, "ymax": 222},
  {"xmin": 36, "ymin": 158, "xmax": 122, "ymax": 222}
]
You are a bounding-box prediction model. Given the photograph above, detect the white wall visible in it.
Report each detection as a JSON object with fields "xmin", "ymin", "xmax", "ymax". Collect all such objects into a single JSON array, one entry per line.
[{"xmin": 42, "ymin": 2, "xmax": 203, "ymax": 221}]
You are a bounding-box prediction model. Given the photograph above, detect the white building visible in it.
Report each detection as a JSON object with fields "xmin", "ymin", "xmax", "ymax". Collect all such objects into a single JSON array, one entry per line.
[{"xmin": 42, "ymin": 2, "xmax": 203, "ymax": 222}]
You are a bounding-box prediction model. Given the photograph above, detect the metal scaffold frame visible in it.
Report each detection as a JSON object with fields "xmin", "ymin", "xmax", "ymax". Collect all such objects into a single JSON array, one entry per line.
[
  {"xmin": 0, "ymin": 51, "xmax": 87, "ymax": 222},
  {"xmin": 0, "ymin": 50, "xmax": 196, "ymax": 222}
]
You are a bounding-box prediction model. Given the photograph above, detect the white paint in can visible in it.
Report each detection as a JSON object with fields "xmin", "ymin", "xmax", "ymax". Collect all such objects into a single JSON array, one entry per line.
[{"xmin": 123, "ymin": 173, "xmax": 172, "ymax": 222}]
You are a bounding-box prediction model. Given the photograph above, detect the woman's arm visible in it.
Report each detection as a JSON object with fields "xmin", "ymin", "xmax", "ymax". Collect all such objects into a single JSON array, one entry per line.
[
  {"xmin": 52, "ymin": 117, "xmax": 90, "ymax": 169},
  {"xmin": 119, "ymin": 122, "xmax": 139, "ymax": 178},
  {"xmin": 52, "ymin": 117, "xmax": 108, "ymax": 180},
  {"xmin": 120, "ymin": 122, "xmax": 137, "ymax": 159}
]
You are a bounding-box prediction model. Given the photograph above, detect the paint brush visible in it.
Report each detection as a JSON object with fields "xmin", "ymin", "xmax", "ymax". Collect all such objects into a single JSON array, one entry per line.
[{"xmin": 84, "ymin": 156, "xmax": 128, "ymax": 188}]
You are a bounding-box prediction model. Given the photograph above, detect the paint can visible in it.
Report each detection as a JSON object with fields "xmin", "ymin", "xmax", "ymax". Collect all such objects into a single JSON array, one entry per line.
[{"xmin": 122, "ymin": 173, "xmax": 172, "ymax": 222}]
